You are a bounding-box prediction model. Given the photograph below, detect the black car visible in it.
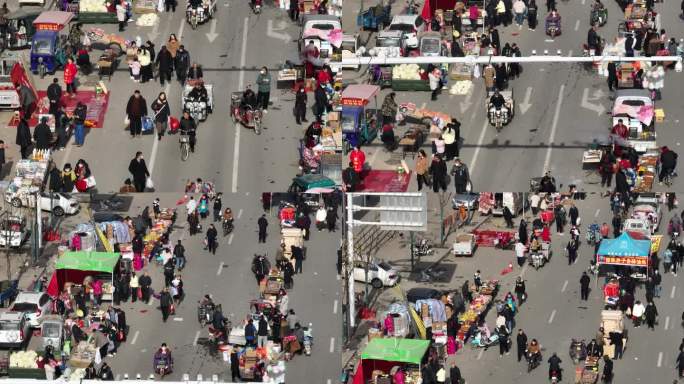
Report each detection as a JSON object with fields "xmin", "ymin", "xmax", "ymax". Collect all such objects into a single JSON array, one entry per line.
[{"xmin": 405, "ymin": 287, "xmax": 443, "ymax": 303}]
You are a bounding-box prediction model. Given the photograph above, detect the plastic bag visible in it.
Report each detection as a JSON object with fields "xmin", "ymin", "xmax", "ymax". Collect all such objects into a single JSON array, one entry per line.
[
  {"xmin": 473, "ymin": 65, "xmax": 481, "ymax": 78},
  {"xmin": 124, "ymin": 115, "xmax": 130, "ymax": 127},
  {"xmin": 146, "ymin": 177, "xmax": 154, "ymax": 190}
]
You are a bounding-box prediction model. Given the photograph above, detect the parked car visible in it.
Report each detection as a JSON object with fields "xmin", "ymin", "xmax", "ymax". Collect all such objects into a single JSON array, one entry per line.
[
  {"xmin": 388, "ymin": 14, "xmax": 423, "ymax": 49},
  {"xmin": 6, "ymin": 191, "xmax": 80, "ymax": 216},
  {"xmin": 405, "ymin": 287, "xmax": 443, "ymax": 303},
  {"xmin": 452, "ymin": 193, "xmax": 479, "ymax": 210},
  {"xmin": 9, "ymin": 292, "xmax": 51, "ymax": 328},
  {"xmin": 353, "ymin": 260, "xmax": 399, "ymax": 288},
  {"xmin": 0, "ymin": 216, "xmax": 30, "ymax": 248},
  {"xmin": 0, "ymin": 311, "xmax": 30, "ymax": 349}
]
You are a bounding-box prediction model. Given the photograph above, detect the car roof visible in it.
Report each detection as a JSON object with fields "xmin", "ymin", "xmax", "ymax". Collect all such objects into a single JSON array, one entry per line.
[
  {"xmin": 301, "ymin": 14, "xmax": 341, "ymax": 23},
  {"xmin": 615, "ymin": 89, "xmax": 651, "ymax": 99},
  {"xmin": 406, "ymin": 287, "xmax": 442, "ymax": 302},
  {"xmin": 0, "ymin": 311, "xmax": 25, "ymax": 321},
  {"xmin": 14, "ymin": 291, "xmax": 46, "ymax": 303},
  {"xmin": 391, "ymin": 14, "xmax": 420, "ymax": 24}
]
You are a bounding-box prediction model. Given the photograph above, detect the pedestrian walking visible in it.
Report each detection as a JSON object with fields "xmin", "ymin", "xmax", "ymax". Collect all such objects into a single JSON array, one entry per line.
[
  {"xmin": 653, "ymin": 269, "xmax": 662, "ymax": 297},
  {"xmin": 608, "ymin": 330, "xmax": 623, "ymax": 359},
  {"xmin": 555, "ymin": 204, "xmax": 566, "ymax": 234},
  {"xmin": 257, "ymin": 315, "xmax": 269, "ymax": 347},
  {"xmin": 116, "ymin": 0, "xmax": 126, "ymax": 31},
  {"xmin": 449, "ymin": 362, "xmax": 463, "ymax": 384},
  {"xmin": 632, "ymin": 300, "xmax": 645, "ymax": 327},
  {"xmin": 128, "ymin": 151, "xmax": 150, "ymax": 192},
  {"xmin": 206, "ymin": 224, "xmax": 218, "ymax": 254},
  {"xmin": 516, "ymin": 329, "xmax": 528, "ymax": 362},
  {"xmin": 677, "ymin": 350, "xmax": 684, "ymax": 378},
  {"xmin": 567, "ymin": 237, "xmax": 578, "ymax": 264},
  {"xmin": 47, "ymin": 78, "xmax": 62, "ymax": 116},
  {"xmin": 414, "ymin": 150, "xmax": 431, "ymax": 191},
  {"xmin": 474, "ymin": 270, "xmax": 482, "ymax": 291},
  {"xmin": 173, "ymin": 240, "xmax": 186, "ymax": 270},
  {"xmin": 294, "ymin": 86, "xmax": 307, "ymax": 124},
  {"xmin": 33, "ymin": 116, "xmax": 52, "ymax": 150},
  {"xmin": 498, "ymin": 325, "xmax": 510, "ymax": 356},
  {"xmin": 175, "ymin": 45, "xmax": 190, "ymax": 85},
  {"xmin": 429, "ymin": 68, "xmax": 441, "ymax": 101},
  {"xmin": 611, "ymin": 214, "xmax": 622, "ymax": 238},
  {"xmin": 514, "ymin": 277, "xmax": 526, "ymax": 304},
  {"xmin": 165, "ymin": 0, "xmax": 177, "ymax": 12},
  {"xmin": 580, "ymin": 272, "xmax": 591, "ymax": 300},
  {"xmin": 256, "ymin": 67, "xmax": 272, "ymax": 112},
  {"xmin": 607, "ymin": 61, "xmax": 618, "ymax": 91},
  {"xmin": 326, "ymin": 205, "xmax": 337, "ymax": 232},
  {"xmin": 258, "ymin": 214, "xmax": 268, "ymax": 243},
  {"xmin": 515, "ymin": 241, "xmax": 526, "ymax": 267},
  {"xmin": 450, "ymin": 158, "xmax": 469, "ymax": 193},
  {"xmin": 151, "ymin": 92, "xmax": 170, "ymax": 140},
  {"xmin": 430, "ymin": 154, "xmax": 448, "ymax": 193},
  {"xmin": 160, "ymin": 288, "xmax": 173, "ymax": 322},
  {"xmin": 139, "ymin": 272, "xmax": 152, "ymax": 303},
  {"xmin": 292, "ymin": 245, "xmax": 304, "ymax": 274},
  {"xmin": 163, "ymin": 259, "xmax": 174, "ymax": 287},
  {"xmin": 645, "ymin": 301, "xmax": 658, "ymax": 329},
  {"xmin": 126, "ymin": 90, "xmax": 147, "ymax": 137},
  {"xmin": 213, "ymin": 193, "xmax": 222, "ymax": 222},
  {"xmin": 72, "ymin": 101, "xmax": 87, "ymax": 146},
  {"xmin": 129, "ymin": 273, "xmax": 139, "ymax": 303},
  {"xmin": 64, "ymin": 58, "xmax": 77, "ymax": 95},
  {"xmin": 155, "ymin": 46, "xmax": 173, "ymax": 85}
]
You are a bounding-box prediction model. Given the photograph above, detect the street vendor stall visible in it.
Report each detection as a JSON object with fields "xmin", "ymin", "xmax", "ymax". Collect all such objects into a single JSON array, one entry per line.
[
  {"xmin": 341, "ymin": 84, "xmax": 380, "ymax": 150},
  {"xmin": 391, "ymin": 64, "xmax": 430, "ymax": 91},
  {"xmin": 352, "ymin": 338, "xmax": 431, "ymax": 384},
  {"xmin": 119, "ymin": 207, "xmax": 175, "ymax": 264},
  {"xmin": 457, "ymin": 280, "xmax": 498, "ymax": 346},
  {"xmin": 59, "ymin": 0, "xmax": 118, "ymax": 23},
  {"xmin": 4, "ymin": 149, "xmax": 50, "ymax": 209},
  {"xmin": 46, "ymin": 251, "xmax": 120, "ymax": 301},
  {"xmin": 5, "ymin": 10, "xmax": 40, "ymax": 50},
  {"xmin": 599, "ymin": 310, "xmax": 627, "ymax": 359},
  {"xmin": 596, "ymin": 232, "xmax": 651, "ymax": 279}
]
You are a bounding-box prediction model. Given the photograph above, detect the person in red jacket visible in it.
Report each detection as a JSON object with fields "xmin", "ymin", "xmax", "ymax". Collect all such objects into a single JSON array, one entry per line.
[
  {"xmin": 349, "ymin": 146, "xmax": 365, "ymax": 175},
  {"xmin": 63, "ymin": 58, "xmax": 78, "ymax": 95}
]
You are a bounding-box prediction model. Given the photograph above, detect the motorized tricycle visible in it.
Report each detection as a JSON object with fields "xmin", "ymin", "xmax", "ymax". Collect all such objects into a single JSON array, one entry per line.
[
  {"xmin": 545, "ymin": 13, "xmax": 562, "ymax": 37},
  {"xmin": 341, "ymin": 84, "xmax": 380, "ymax": 152},
  {"xmin": 569, "ymin": 338, "xmax": 587, "ymax": 364},
  {"xmin": 486, "ymin": 89, "xmax": 515, "ymax": 132},
  {"xmin": 186, "ymin": 0, "xmax": 216, "ymax": 30},
  {"xmin": 470, "ymin": 326, "xmax": 500, "ymax": 349},
  {"xmin": 230, "ymin": 92, "xmax": 263, "ymax": 135},
  {"xmin": 30, "ymin": 11, "xmax": 74, "ymax": 77},
  {"xmin": 590, "ymin": 7, "xmax": 608, "ymax": 26}
]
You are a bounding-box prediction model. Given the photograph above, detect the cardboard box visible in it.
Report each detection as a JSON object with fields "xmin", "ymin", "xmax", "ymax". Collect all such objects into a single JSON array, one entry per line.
[{"xmin": 655, "ymin": 108, "xmax": 665, "ymax": 122}]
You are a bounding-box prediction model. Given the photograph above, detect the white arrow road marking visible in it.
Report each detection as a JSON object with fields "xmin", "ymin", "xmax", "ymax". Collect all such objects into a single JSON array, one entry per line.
[
  {"xmin": 267, "ymin": 19, "xmax": 292, "ymax": 42},
  {"xmin": 459, "ymin": 90, "xmax": 473, "ymax": 113},
  {"xmin": 232, "ymin": 17, "xmax": 249, "ymax": 193},
  {"xmin": 206, "ymin": 19, "xmax": 219, "ymax": 42},
  {"xmin": 581, "ymin": 87, "xmax": 605, "ymax": 115},
  {"xmin": 519, "ymin": 86, "xmax": 533, "ymax": 114},
  {"xmin": 543, "ymin": 84, "xmax": 565, "ymax": 174}
]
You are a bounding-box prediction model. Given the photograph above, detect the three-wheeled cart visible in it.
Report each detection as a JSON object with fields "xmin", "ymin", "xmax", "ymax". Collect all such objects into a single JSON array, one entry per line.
[
  {"xmin": 96, "ymin": 48, "xmax": 118, "ymax": 81},
  {"xmin": 341, "ymin": 84, "xmax": 380, "ymax": 151},
  {"xmin": 453, "ymin": 233, "xmax": 475, "ymax": 256},
  {"xmin": 486, "ymin": 89, "xmax": 515, "ymax": 132},
  {"xmin": 182, "ymin": 83, "xmax": 213, "ymax": 121},
  {"xmin": 30, "ymin": 11, "xmax": 74, "ymax": 76},
  {"xmin": 574, "ymin": 356, "xmax": 599, "ymax": 384}
]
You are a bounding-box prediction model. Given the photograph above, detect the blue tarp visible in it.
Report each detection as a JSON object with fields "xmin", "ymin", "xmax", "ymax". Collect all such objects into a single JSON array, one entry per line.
[{"xmin": 597, "ymin": 232, "xmax": 651, "ymax": 257}]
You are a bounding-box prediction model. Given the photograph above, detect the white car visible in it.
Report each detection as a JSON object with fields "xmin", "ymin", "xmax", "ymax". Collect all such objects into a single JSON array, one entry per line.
[
  {"xmin": 7, "ymin": 192, "xmax": 80, "ymax": 216},
  {"xmin": 353, "ymin": 260, "xmax": 399, "ymax": 289},
  {"xmin": 9, "ymin": 292, "xmax": 51, "ymax": 328},
  {"xmin": 0, "ymin": 311, "xmax": 30, "ymax": 349},
  {"xmin": 388, "ymin": 15, "xmax": 423, "ymax": 49}
]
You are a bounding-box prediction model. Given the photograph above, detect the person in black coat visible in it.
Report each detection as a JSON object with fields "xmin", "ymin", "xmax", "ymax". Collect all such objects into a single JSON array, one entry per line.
[
  {"xmin": 128, "ymin": 151, "xmax": 150, "ymax": 192},
  {"xmin": 46, "ymin": 161, "xmax": 62, "ymax": 192},
  {"xmin": 607, "ymin": 61, "xmax": 618, "ymax": 91},
  {"xmin": 47, "ymin": 78, "xmax": 62, "ymax": 116},
  {"xmin": 528, "ymin": 0, "xmax": 538, "ymax": 29},
  {"xmin": 174, "ymin": 46, "xmax": 190, "ymax": 85},
  {"xmin": 489, "ymin": 27, "xmax": 501, "ymax": 51},
  {"xmin": 126, "ymin": 91, "xmax": 148, "ymax": 137},
  {"xmin": 294, "ymin": 87, "xmax": 308, "ymax": 124},
  {"xmin": 313, "ymin": 83, "xmax": 329, "ymax": 121},
  {"xmin": 430, "ymin": 154, "xmax": 448, "ymax": 193},
  {"xmin": 449, "ymin": 362, "xmax": 463, "ymax": 384},
  {"xmin": 614, "ymin": 170, "xmax": 629, "ymax": 195},
  {"xmin": 516, "ymin": 329, "xmax": 528, "ymax": 362},
  {"xmin": 33, "ymin": 116, "xmax": 52, "ymax": 150},
  {"xmin": 187, "ymin": 63, "xmax": 203, "ymax": 80},
  {"xmin": 15, "ymin": 117, "xmax": 31, "ymax": 159},
  {"xmin": 155, "ymin": 46, "xmax": 173, "ymax": 85},
  {"xmin": 518, "ymin": 219, "xmax": 528, "ymax": 245},
  {"xmin": 257, "ymin": 214, "xmax": 268, "ymax": 243}
]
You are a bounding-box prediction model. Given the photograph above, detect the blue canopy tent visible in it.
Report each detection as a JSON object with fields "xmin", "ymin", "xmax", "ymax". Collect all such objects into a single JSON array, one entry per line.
[{"xmin": 596, "ymin": 232, "xmax": 651, "ymax": 270}]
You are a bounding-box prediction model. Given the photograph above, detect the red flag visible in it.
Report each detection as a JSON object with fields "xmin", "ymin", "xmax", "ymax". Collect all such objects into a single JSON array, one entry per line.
[{"xmin": 420, "ymin": 0, "xmax": 432, "ymax": 23}]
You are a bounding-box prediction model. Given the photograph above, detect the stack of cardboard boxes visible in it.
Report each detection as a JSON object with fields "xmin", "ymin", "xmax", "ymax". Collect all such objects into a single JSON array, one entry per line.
[{"xmin": 601, "ymin": 310, "xmax": 627, "ymax": 359}]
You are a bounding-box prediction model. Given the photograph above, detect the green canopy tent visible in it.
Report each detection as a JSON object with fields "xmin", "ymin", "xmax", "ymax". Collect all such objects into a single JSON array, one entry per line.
[
  {"xmin": 47, "ymin": 252, "xmax": 120, "ymax": 299},
  {"xmin": 353, "ymin": 338, "xmax": 431, "ymax": 384}
]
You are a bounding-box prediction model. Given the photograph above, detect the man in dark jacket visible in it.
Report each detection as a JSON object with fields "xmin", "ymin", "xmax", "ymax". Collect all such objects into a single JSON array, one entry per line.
[
  {"xmin": 159, "ymin": 288, "xmax": 173, "ymax": 322},
  {"xmin": 257, "ymin": 214, "xmax": 268, "ymax": 243},
  {"xmin": 17, "ymin": 82, "xmax": 35, "ymax": 118},
  {"xmin": 607, "ymin": 61, "xmax": 618, "ymax": 90},
  {"xmin": 155, "ymin": 46, "xmax": 173, "ymax": 85},
  {"xmin": 580, "ymin": 272, "xmax": 591, "ymax": 300},
  {"xmin": 206, "ymin": 224, "xmax": 218, "ymax": 254},
  {"xmin": 15, "ymin": 117, "xmax": 31, "ymax": 159},
  {"xmin": 313, "ymin": 83, "xmax": 330, "ymax": 121},
  {"xmin": 163, "ymin": 259, "xmax": 175, "ymax": 287},
  {"xmin": 126, "ymin": 90, "xmax": 148, "ymax": 137},
  {"xmin": 257, "ymin": 315, "xmax": 269, "ymax": 347},
  {"xmin": 230, "ymin": 348, "xmax": 241, "ymax": 381},
  {"xmin": 128, "ymin": 151, "xmax": 150, "ymax": 192},
  {"xmin": 139, "ymin": 272, "xmax": 152, "ymax": 303},
  {"xmin": 292, "ymin": 245, "xmax": 304, "ymax": 274},
  {"xmin": 46, "ymin": 161, "xmax": 63, "ymax": 192},
  {"xmin": 602, "ymin": 355, "xmax": 613, "ymax": 382},
  {"xmin": 569, "ymin": 204, "xmax": 579, "ymax": 226},
  {"xmin": 294, "ymin": 87, "xmax": 308, "ymax": 124},
  {"xmin": 342, "ymin": 162, "xmax": 359, "ymax": 192},
  {"xmin": 47, "ymin": 78, "xmax": 62, "ymax": 116},
  {"xmin": 548, "ymin": 353, "xmax": 562, "ymax": 380},
  {"xmin": 516, "ymin": 329, "xmax": 528, "ymax": 362},
  {"xmin": 660, "ymin": 146, "xmax": 678, "ymax": 183},
  {"xmin": 450, "ymin": 159, "xmax": 469, "ymax": 193},
  {"xmin": 33, "ymin": 116, "xmax": 52, "ymax": 150},
  {"xmin": 174, "ymin": 45, "xmax": 190, "ymax": 85},
  {"xmin": 449, "ymin": 362, "xmax": 462, "ymax": 384}
]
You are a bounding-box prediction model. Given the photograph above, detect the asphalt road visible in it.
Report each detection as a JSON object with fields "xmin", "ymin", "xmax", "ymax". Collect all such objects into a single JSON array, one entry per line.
[
  {"xmin": 100, "ymin": 192, "xmax": 341, "ymax": 383},
  {"xmin": 27, "ymin": 0, "xmax": 306, "ymax": 194},
  {"xmin": 341, "ymin": 0, "xmax": 684, "ymax": 193},
  {"xmin": 367, "ymin": 193, "xmax": 684, "ymax": 383}
]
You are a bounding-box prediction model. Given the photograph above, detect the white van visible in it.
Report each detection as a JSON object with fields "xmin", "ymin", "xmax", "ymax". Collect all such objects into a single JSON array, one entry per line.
[
  {"xmin": 353, "ymin": 260, "xmax": 399, "ymax": 289},
  {"xmin": 491, "ymin": 192, "xmax": 524, "ymax": 216}
]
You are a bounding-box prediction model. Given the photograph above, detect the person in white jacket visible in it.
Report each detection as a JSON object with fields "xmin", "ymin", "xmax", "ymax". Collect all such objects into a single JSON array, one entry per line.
[
  {"xmin": 315, "ymin": 206, "xmax": 327, "ymax": 231},
  {"xmin": 631, "ymin": 300, "xmax": 646, "ymax": 327}
]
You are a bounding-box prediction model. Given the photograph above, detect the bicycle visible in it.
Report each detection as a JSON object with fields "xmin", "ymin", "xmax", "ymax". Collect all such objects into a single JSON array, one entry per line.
[{"xmin": 179, "ymin": 134, "xmax": 190, "ymax": 161}]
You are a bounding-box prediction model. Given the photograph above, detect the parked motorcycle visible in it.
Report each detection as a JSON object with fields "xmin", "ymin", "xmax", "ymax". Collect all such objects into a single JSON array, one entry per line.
[
  {"xmin": 223, "ymin": 219, "xmax": 234, "ymax": 236},
  {"xmin": 303, "ymin": 323, "xmax": 313, "ymax": 356},
  {"xmin": 470, "ymin": 328, "xmax": 500, "ymax": 349},
  {"xmin": 411, "ymin": 238, "xmax": 434, "ymax": 257}
]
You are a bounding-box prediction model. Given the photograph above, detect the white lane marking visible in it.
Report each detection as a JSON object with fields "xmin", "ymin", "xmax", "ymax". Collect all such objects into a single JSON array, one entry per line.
[
  {"xmin": 327, "ymin": 380, "xmax": 332, "ymax": 384},
  {"xmin": 468, "ymin": 120, "xmax": 489, "ymax": 174},
  {"xmin": 217, "ymin": 261, "xmax": 225, "ymax": 275},
  {"xmin": 131, "ymin": 330, "xmax": 140, "ymax": 345},
  {"xmin": 657, "ymin": 352, "xmax": 663, "ymax": 367},
  {"xmin": 574, "ymin": 19, "xmax": 580, "ymax": 31},
  {"xmin": 148, "ymin": 83, "xmax": 171, "ymax": 175},
  {"xmin": 329, "ymin": 337, "xmax": 335, "ymax": 353},
  {"xmin": 664, "ymin": 316, "xmax": 670, "ymax": 330},
  {"xmin": 671, "ymin": 286, "xmax": 676, "ymax": 299},
  {"xmin": 542, "ymin": 85, "xmax": 565, "ymax": 174},
  {"xmin": 548, "ymin": 309, "xmax": 557, "ymax": 324},
  {"xmin": 420, "ymin": 102, "xmax": 427, "ymax": 109},
  {"xmin": 477, "ymin": 348, "xmax": 484, "ymax": 360},
  {"xmin": 178, "ymin": 15, "xmax": 185, "ymax": 39},
  {"xmin": 594, "ymin": 209, "xmax": 600, "ymax": 218},
  {"xmin": 232, "ymin": 16, "xmax": 249, "ymax": 193},
  {"xmin": 193, "ymin": 330, "xmax": 201, "ymax": 346},
  {"xmin": 228, "ymin": 233, "xmax": 234, "ymax": 245},
  {"xmin": 173, "ymin": 317, "xmax": 184, "ymax": 322},
  {"xmin": 237, "ymin": 209, "xmax": 243, "ymax": 219},
  {"xmin": 561, "ymin": 280, "xmax": 568, "ymax": 292},
  {"xmin": 333, "ymin": 299, "xmax": 338, "ymax": 314},
  {"xmin": 582, "ymin": 0, "xmax": 586, "ymax": 4},
  {"xmin": 115, "ymin": 374, "xmax": 121, "ymax": 381}
]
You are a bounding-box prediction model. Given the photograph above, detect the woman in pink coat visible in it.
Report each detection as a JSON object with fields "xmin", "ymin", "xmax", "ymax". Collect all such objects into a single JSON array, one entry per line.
[{"xmin": 64, "ymin": 58, "xmax": 78, "ymax": 95}]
